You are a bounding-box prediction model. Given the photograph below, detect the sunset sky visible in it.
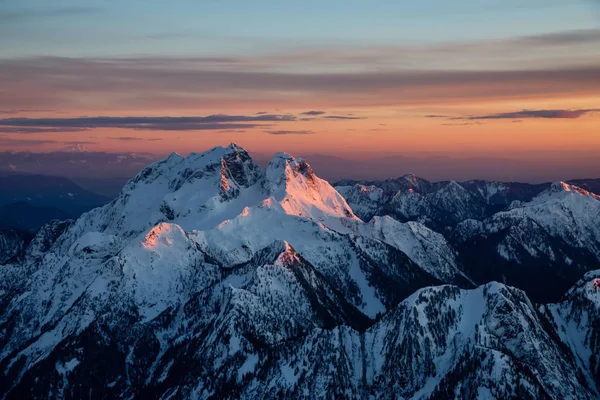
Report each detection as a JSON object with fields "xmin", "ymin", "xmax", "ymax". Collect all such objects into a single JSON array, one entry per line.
[{"xmin": 1, "ymin": 0, "xmax": 599, "ymax": 164}]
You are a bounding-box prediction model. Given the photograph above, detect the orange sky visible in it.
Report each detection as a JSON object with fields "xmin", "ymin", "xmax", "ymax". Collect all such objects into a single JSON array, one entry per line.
[
  {"xmin": 3, "ymin": 96, "xmax": 598, "ymax": 158},
  {"xmin": 1, "ymin": 29, "xmax": 599, "ymax": 158}
]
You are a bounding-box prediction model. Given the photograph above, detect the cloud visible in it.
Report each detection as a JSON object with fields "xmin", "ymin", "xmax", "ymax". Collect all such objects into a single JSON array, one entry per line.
[
  {"xmin": 0, "ymin": 127, "xmax": 89, "ymax": 134},
  {"xmin": 62, "ymin": 140, "xmax": 96, "ymax": 145},
  {"xmin": 0, "ymin": 109, "xmax": 58, "ymax": 115},
  {"xmin": 429, "ymin": 108, "xmax": 600, "ymax": 122},
  {"xmin": 2, "ymin": 56, "xmax": 599, "ymax": 111},
  {"xmin": 301, "ymin": 110, "xmax": 326, "ymax": 116},
  {"xmin": 0, "ymin": 114, "xmax": 296, "ymax": 133},
  {"xmin": 110, "ymin": 136, "xmax": 167, "ymax": 142},
  {"xmin": 0, "ymin": 137, "xmax": 57, "ymax": 146},
  {"xmin": 109, "ymin": 136, "xmax": 145, "ymax": 141},
  {"xmin": 467, "ymin": 109, "xmax": 600, "ymax": 120},
  {"xmin": 265, "ymin": 130, "xmax": 315, "ymax": 135},
  {"xmin": 323, "ymin": 115, "xmax": 364, "ymax": 120},
  {"xmin": 1, "ymin": 26, "xmax": 599, "ymax": 115},
  {"xmin": 441, "ymin": 122, "xmax": 483, "ymax": 126},
  {"xmin": 516, "ymin": 29, "xmax": 600, "ymax": 46},
  {"xmin": 0, "ymin": 7, "xmax": 102, "ymax": 23}
]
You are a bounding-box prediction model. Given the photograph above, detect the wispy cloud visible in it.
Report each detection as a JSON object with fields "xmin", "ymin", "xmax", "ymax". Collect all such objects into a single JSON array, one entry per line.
[
  {"xmin": 467, "ymin": 109, "xmax": 600, "ymax": 120},
  {"xmin": 0, "ymin": 109, "xmax": 59, "ymax": 115},
  {"xmin": 323, "ymin": 115, "xmax": 364, "ymax": 120},
  {"xmin": 2, "ymin": 55, "xmax": 599, "ymax": 111},
  {"xmin": 0, "ymin": 114, "xmax": 297, "ymax": 133},
  {"xmin": 109, "ymin": 136, "xmax": 145, "ymax": 141},
  {"xmin": 0, "ymin": 138, "xmax": 98, "ymax": 147},
  {"xmin": 0, "ymin": 7, "xmax": 102, "ymax": 23},
  {"xmin": 424, "ymin": 114, "xmax": 450, "ymax": 119},
  {"xmin": 441, "ymin": 122, "xmax": 483, "ymax": 126},
  {"xmin": 111, "ymin": 136, "xmax": 166, "ymax": 142},
  {"xmin": 265, "ymin": 130, "xmax": 315, "ymax": 135},
  {"xmin": 0, "ymin": 137, "xmax": 57, "ymax": 146},
  {"xmin": 428, "ymin": 108, "xmax": 600, "ymax": 122},
  {"xmin": 301, "ymin": 110, "xmax": 326, "ymax": 116},
  {"xmin": 62, "ymin": 140, "xmax": 96, "ymax": 145},
  {"xmin": 0, "ymin": 127, "xmax": 89, "ymax": 134},
  {"xmin": 516, "ymin": 29, "xmax": 600, "ymax": 46}
]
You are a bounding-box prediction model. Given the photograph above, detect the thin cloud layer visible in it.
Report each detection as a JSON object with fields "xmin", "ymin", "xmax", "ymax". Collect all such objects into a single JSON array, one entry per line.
[
  {"xmin": 467, "ymin": 109, "xmax": 600, "ymax": 120},
  {"xmin": 0, "ymin": 114, "xmax": 297, "ymax": 133},
  {"xmin": 265, "ymin": 130, "xmax": 315, "ymax": 135},
  {"xmin": 0, "ymin": 127, "xmax": 89, "ymax": 134},
  {"xmin": 109, "ymin": 137, "xmax": 145, "ymax": 141},
  {"xmin": 301, "ymin": 111, "xmax": 326, "ymax": 116},
  {"xmin": 323, "ymin": 115, "xmax": 364, "ymax": 120},
  {"xmin": 516, "ymin": 29, "xmax": 600, "ymax": 46},
  {"xmin": 0, "ymin": 137, "xmax": 57, "ymax": 146},
  {"xmin": 0, "ymin": 7, "xmax": 102, "ymax": 23},
  {"xmin": 428, "ymin": 108, "xmax": 600, "ymax": 122},
  {"xmin": 1, "ymin": 54, "xmax": 599, "ymax": 111}
]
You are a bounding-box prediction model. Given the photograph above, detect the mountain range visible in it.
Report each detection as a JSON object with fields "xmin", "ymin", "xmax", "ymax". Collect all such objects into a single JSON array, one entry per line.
[
  {"xmin": 0, "ymin": 144, "xmax": 598, "ymax": 399},
  {"xmin": 0, "ymin": 173, "xmax": 110, "ymax": 231}
]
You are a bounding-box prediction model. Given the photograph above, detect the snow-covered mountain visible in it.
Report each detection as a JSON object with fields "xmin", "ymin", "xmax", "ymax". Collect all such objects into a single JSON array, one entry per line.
[
  {"xmin": 0, "ymin": 144, "xmax": 599, "ymax": 399},
  {"xmin": 337, "ymin": 176, "xmax": 600, "ymax": 302},
  {"xmin": 335, "ymin": 176, "xmax": 592, "ymax": 226},
  {"xmin": 453, "ymin": 182, "xmax": 600, "ymax": 302}
]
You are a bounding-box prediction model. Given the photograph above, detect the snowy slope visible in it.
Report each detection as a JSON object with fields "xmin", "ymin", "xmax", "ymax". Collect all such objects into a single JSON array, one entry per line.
[
  {"xmin": 545, "ymin": 269, "xmax": 600, "ymax": 394},
  {"xmin": 347, "ymin": 216, "xmax": 472, "ymax": 285},
  {"xmin": 451, "ymin": 181, "xmax": 600, "ymax": 301},
  {"xmin": 1, "ymin": 145, "xmax": 599, "ymax": 399},
  {"xmin": 0, "ymin": 144, "xmax": 444, "ymax": 397}
]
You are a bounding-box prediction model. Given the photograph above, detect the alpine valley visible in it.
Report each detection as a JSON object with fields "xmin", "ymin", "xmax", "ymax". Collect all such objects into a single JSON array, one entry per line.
[{"xmin": 1, "ymin": 144, "xmax": 599, "ymax": 399}]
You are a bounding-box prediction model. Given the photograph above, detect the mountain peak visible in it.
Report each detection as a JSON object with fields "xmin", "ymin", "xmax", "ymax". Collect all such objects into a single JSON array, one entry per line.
[
  {"xmin": 226, "ymin": 142, "xmax": 245, "ymax": 151},
  {"xmin": 265, "ymin": 151, "xmax": 358, "ymax": 223},
  {"xmin": 58, "ymin": 143, "xmax": 89, "ymax": 153},
  {"xmin": 267, "ymin": 153, "xmax": 315, "ymax": 184},
  {"xmin": 166, "ymin": 151, "xmax": 184, "ymax": 163},
  {"xmin": 275, "ymin": 241, "xmax": 299, "ymax": 267},
  {"xmin": 546, "ymin": 181, "xmax": 600, "ymax": 200},
  {"xmin": 244, "ymin": 239, "xmax": 299, "ymax": 267},
  {"xmin": 398, "ymin": 173, "xmax": 423, "ymax": 185},
  {"xmin": 550, "ymin": 181, "xmax": 574, "ymax": 192},
  {"xmin": 142, "ymin": 222, "xmax": 186, "ymax": 250},
  {"xmin": 270, "ymin": 152, "xmax": 297, "ymax": 165}
]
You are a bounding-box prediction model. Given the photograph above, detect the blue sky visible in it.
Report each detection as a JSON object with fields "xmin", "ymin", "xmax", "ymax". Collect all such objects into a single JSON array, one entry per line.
[{"xmin": 2, "ymin": 0, "xmax": 598, "ymax": 57}]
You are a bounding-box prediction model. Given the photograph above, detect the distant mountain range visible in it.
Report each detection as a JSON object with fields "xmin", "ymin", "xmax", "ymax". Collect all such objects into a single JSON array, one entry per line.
[
  {"xmin": 0, "ymin": 172, "xmax": 111, "ymax": 231},
  {"xmin": 0, "ymin": 150, "xmax": 161, "ymax": 197},
  {"xmin": 0, "ymin": 144, "xmax": 599, "ymax": 399},
  {"xmin": 0, "ymin": 150, "xmax": 161, "ymax": 179},
  {"xmin": 3, "ymin": 149, "xmax": 600, "ymax": 197},
  {"xmin": 336, "ymin": 176, "xmax": 600, "ymax": 303},
  {"xmin": 335, "ymin": 175, "xmax": 600, "ymax": 225}
]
